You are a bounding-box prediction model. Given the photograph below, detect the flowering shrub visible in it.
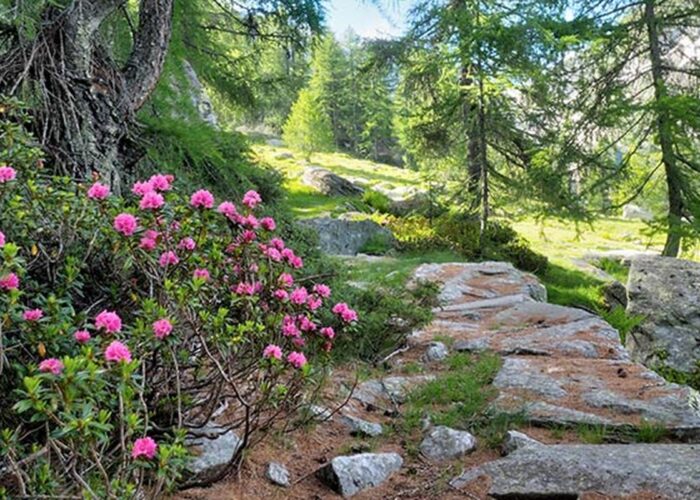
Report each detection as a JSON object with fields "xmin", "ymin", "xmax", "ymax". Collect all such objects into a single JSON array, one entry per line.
[{"xmin": 0, "ymin": 106, "xmax": 357, "ymax": 497}]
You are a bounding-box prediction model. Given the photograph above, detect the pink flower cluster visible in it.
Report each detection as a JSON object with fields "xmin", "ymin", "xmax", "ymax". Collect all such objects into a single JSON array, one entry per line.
[
  {"xmin": 152, "ymin": 318, "xmax": 173, "ymax": 339},
  {"xmin": 190, "ymin": 189, "xmax": 214, "ymax": 209},
  {"xmin": 95, "ymin": 310, "xmax": 122, "ymax": 333},
  {"xmin": 105, "ymin": 340, "xmax": 132, "ymax": 363},
  {"xmin": 74, "ymin": 330, "xmax": 91, "ymax": 343},
  {"xmin": 39, "ymin": 358, "xmax": 64, "ymax": 375},
  {"xmin": 131, "ymin": 437, "xmax": 157, "ymax": 460},
  {"xmin": 114, "ymin": 213, "xmax": 138, "ymax": 236},
  {"xmin": 0, "ymin": 273, "xmax": 19, "ymax": 290},
  {"xmin": 0, "ymin": 165, "xmax": 17, "ymax": 183},
  {"xmin": 87, "ymin": 182, "xmax": 110, "ymax": 200},
  {"xmin": 0, "ymin": 230, "xmax": 5, "ymax": 247},
  {"xmin": 23, "ymin": 309, "xmax": 44, "ymax": 322},
  {"xmin": 332, "ymin": 303, "xmax": 358, "ymax": 323}
]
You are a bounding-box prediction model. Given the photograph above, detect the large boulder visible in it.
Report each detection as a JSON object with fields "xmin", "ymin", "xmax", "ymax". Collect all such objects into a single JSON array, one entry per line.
[
  {"xmin": 316, "ymin": 453, "xmax": 403, "ymax": 497},
  {"xmin": 302, "ymin": 167, "xmax": 364, "ymax": 197},
  {"xmin": 301, "ymin": 217, "xmax": 395, "ymax": 255},
  {"xmin": 626, "ymin": 256, "xmax": 700, "ymax": 374},
  {"xmin": 371, "ymin": 184, "xmax": 430, "ymax": 215},
  {"xmin": 622, "ymin": 203, "xmax": 653, "ymax": 221}
]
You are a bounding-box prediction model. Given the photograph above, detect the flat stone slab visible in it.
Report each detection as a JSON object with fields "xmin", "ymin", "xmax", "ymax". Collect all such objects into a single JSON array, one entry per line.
[
  {"xmin": 420, "ymin": 426, "xmax": 477, "ymax": 461},
  {"xmin": 450, "ymin": 443, "xmax": 700, "ymax": 498},
  {"xmin": 493, "ymin": 357, "xmax": 700, "ymax": 436}
]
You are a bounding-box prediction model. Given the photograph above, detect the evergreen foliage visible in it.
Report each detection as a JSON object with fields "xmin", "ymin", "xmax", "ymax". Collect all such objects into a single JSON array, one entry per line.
[{"xmin": 283, "ymin": 87, "xmax": 335, "ymax": 160}]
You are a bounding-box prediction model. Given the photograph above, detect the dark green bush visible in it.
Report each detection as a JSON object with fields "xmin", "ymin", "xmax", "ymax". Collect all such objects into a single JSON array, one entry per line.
[{"xmin": 362, "ymin": 189, "xmax": 393, "ymax": 213}]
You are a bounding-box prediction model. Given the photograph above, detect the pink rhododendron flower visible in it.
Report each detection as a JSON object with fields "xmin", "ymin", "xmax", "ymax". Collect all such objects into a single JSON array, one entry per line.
[
  {"xmin": 279, "ymin": 273, "xmax": 294, "ymax": 287},
  {"xmin": 139, "ymin": 236, "xmax": 157, "ymax": 251},
  {"xmin": 332, "ymin": 303, "xmax": 358, "ymax": 323},
  {"xmin": 290, "ymin": 287, "xmax": 308, "ymax": 305},
  {"xmin": 159, "ymin": 251, "xmax": 179, "ymax": 267},
  {"xmin": 95, "ymin": 310, "xmax": 122, "ymax": 333},
  {"xmin": 193, "ymin": 268, "xmax": 210, "ymax": 281},
  {"xmin": 217, "ymin": 201, "xmax": 237, "ymax": 218},
  {"xmin": 235, "ymin": 282, "xmax": 257, "ymax": 295},
  {"xmin": 307, "ymin": 295, "xmax": 322, "ymax": 311},
  {"xmin": 39, "ymin": 358, "xmax": 64, "ymax": 375},
  {"xmin": 287, "ymin": 351, "xmax": 307, "ymax": 368},
  {"xmin": 320, "ymin": 326, "xmax": 335, "ymax": 339},
  {"xmin": 139, "ymin": 190, "xmax": 165, "ymax": 210},
  {"xmin": 263, "ymin": 344, "xmax": 283, "ymax": 360},
  {"xmin": 74, "ymin": 330, "xmax": 91, "ymax": 343},
  {"xmin": 0, "ymin": 166, "xmax": 17, "ymax": 183},
  {"xmin": 190, "ymin": 189, "xmax": 214, "ymax": 209},
  {"xmin": 105, "ymin": 341, "xmax": 132, "ymax": 363},
  {"xmin": 0, "ymin": 230, "xmax": 4, "ymax": 247},
  {"xmin": 260, "ymin": 217, "xmax": 276, "ymax": 231},
  {"xmin": 23, "ymin": 309, "xmax": 43, "ymax": 322},
  {"xmin": 0, "ymin": 273, "xmax": 19, "ymax": 290},
  {"xmin": 269, "ymin": 238, "xmax": 285, "ymax": 250},
  {"xmin": 149, "ymin": 174, "xmax": 174, "ymax": 191},
  {"xmin": 273, "ymin": 289, "xmax": 288, "ymax": 300},
  {"xmin": 313, "ymin": 284, "xmax": 331, "ymax": 298},
  {"xmin": 292, "ymin": 336, "xmax": 306, "ymax": 347},
  {"xmin": 298, "ymin": 315, "xmax": 316, "ymax": 332},
  {"xmin": 152, "ymin": 318, "xmax": 173, "ymax": 339},
  {"xmin": 242, "ymin": 190, "xmax": 262, "ymax": 209},
  {"xmin": 87, "ymin": 182, "xmax": 110, "ymax": 200},
  {"xmin": 282, "ymin": 316, "xmax": 300, "ymax": 337},
  {"xmin": 114, "ymin": 213, "xmax": 138, "ymax": 236},
  {"xmin": 265, "ymin": 247, "xmax": 282, "ymax": 262},
  {"xmin": 131, "ymin": 437, "xmax": 157, "ymax": 460},
  {"xmin": 241, "ymin": 230, "xmax": 256, "ymax": 243},
  {"xmin": 178, "ymin": 237, "xmax": 196, "ymax": 251},
  {"xmin": 131, "ymin": 180, "xmax": 153, "ymax": 196}
]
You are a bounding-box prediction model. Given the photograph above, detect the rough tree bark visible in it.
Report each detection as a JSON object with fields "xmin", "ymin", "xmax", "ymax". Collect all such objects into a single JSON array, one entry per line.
[
  {"xmin": 644, "ymin": 0, "xmax": 683, "ymax": 257},
  {"xmin": 0, "ymin": 0, "xmax": 174, "ymax": 191}
]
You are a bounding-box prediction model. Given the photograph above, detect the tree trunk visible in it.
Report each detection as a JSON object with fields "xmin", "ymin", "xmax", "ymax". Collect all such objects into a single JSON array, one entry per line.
[
  {"xmin": 461, "ymin": 66, "xmax": 483, "ymax": 205},
  {"xmin": 644, "ymin": 0, "xmax": 683, "ymax": 257},
  {"xmin": 1, "ymin": 0, "xmax": 174, "ymax": 190}
]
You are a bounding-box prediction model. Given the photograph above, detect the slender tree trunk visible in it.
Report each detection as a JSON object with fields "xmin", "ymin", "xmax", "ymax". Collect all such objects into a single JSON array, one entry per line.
[
  {"xmin": 644, "ymin": 0, "xmax": 683, "ymax": 257},
  {"xmin": 461, "ymin": 66, "xmax": 482, "ymax": 204}
]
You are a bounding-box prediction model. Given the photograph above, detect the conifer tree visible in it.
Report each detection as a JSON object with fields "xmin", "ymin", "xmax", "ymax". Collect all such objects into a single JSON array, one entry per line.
[{"xmin": 282, "ymin": 88, "xmax": 334, "ymax": 161}]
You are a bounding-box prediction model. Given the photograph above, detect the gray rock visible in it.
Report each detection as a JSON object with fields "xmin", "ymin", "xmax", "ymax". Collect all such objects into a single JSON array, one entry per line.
[
  {"xmin": 266, "ymin": 138, "xmax": 284, "ymax": 147},
  {"xmin": 308, "ymin": 404, "xmax": 334, "ymax": 422},
  {"xmin": 420, "ymin": 426, "xmax": 477, "ymax": 461},
  {"xmin": 274, "ymin": 152, "xmax": 294, "ymax": 160},
  {"xmin": 182, "ymin": 61, "xmax": 219, "ymax": 128},
  {"xmin": 502, "ymin": 430, "xmax": 542, "ymax": 455},
  {"xmin": 622, "ymin": 203, "xmax": 653, "ymax": 221},
  {"xmin": 353, "ymin": 375, "xmax": 434, "ymax": 407},
  {"xmin": 340, "ymin": 414, "xmax": 383, "ymax": 437},
  {"xmin": 301, "ymin": 217, "xmax": 395, "ymax": 255},
  {"xmin": 185, "ymin": 425, "xmax": 241, "ymax": 484},
  {"xmin": 302, "ymin": 167, "xmax": 364, "ymax": 196},
  {"xmin": 317, "ymin": 453, "xmax": 403, "ymax": 497},
  {"xmin": 265, "ymin": 462, "xmax": 290, "ymax": 487},
  {"xmin": 450, "ymin": 443, "xmax": 700, "ymax": 498},
  {"xmin": 626, "ymin": 256, "xmax": 700, "ymax": 374},
  {"xmin": 423, "ymin": 342, "xmax": 449, "ymax": 362}
]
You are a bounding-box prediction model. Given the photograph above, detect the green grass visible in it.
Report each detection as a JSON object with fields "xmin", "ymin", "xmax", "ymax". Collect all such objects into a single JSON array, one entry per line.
[
  {"xmin": 402, "ymin": 352, "xmax": 502, "ymax": 432},
  {"xmin": 253, "ymin": 142, "xmax": 421, "ymax": 218}
]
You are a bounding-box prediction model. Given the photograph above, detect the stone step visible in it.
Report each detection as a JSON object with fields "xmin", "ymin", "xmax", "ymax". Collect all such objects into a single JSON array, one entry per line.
[{"xmin": 450, "ymin": 442, "xmax": 700, "ymax": 498}]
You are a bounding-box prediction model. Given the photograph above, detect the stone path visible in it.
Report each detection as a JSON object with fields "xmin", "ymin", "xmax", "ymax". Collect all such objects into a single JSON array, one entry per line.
[{"xmin": 344, "ymin": 262, "xmax": 700, "ymax": 497}]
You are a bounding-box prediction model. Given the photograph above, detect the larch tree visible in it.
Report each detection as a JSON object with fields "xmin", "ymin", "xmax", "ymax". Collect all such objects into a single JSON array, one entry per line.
[
  {"xmin": 282, "ymin": 87, "xmax": 334, "ymax": 161},
  {"xmin": 553, "ymin": 0, "xmax": 700, "ymax": 256}
]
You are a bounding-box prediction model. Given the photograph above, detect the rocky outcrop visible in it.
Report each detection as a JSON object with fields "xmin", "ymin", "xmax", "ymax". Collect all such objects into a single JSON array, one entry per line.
[
  {"xmin": 450, "ymin": 443, "xmax": 700, "ymax": 498},
  {"xmin": 182, "ymin": 61, "xmax": 218, "ymax": 128},
  {"xmin": 316, "ymin": 453, "xmax": 403, "ymax": 497},
  {"xmin": 420, "ymin": 426, "xmax": 477, "ymax": 461},
  {"xmin": 371, "ymin": 184, "xmax": 430, "ymax": 215},
  {"xmin": 340, "ymin": 414, "xmax": 383, "ymax": 437},
  {"xmin": 626, "ymin": 256, "xmax": 700, "ymax": 375},
  {"xmin": 301, "ymin": 217, "xmax": 395, "ymax": 255},
  {"xmin": 302, "ymin": 167, "xmax": 364, "ymax": 197}
]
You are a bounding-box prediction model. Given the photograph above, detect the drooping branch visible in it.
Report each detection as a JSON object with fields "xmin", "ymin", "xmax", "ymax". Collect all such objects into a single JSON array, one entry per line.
[{"xmin": 123, "ymin": 0, "xmax": 175, "ymax": 112}]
